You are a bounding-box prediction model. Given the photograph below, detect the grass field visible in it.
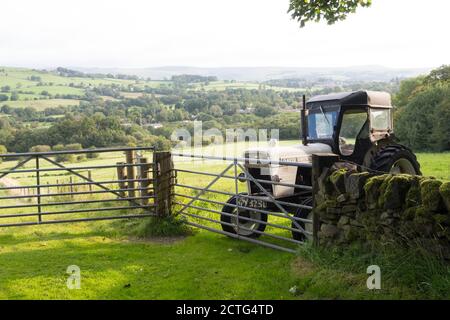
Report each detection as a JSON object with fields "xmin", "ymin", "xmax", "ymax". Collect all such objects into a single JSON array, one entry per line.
[
  {"xmin": 0, "ymin": 147, "xmax": 448, "ymax": 299},
  {"xmin": 4, "ymin": 99, "xmax": 81, "ymax": 110},
  {"xmin": 191, "ymin": 81, "xmax": 306, "ymax": 92},
  {"xmin": 0, "ymin": 67, "xmax": 171, "ymax": 110}
]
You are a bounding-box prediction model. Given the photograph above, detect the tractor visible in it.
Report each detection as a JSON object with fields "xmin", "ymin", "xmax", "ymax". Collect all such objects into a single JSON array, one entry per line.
[{"xmin": 220, "ymin": 90, "xmax": 421, "ymax": 241}]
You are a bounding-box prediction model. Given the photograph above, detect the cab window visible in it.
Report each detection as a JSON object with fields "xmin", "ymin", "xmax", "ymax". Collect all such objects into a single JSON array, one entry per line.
[
  {"xmin": 339, "ymin": 110, "xmax": 368, "ymax": 156},
  {"xmin": 370, "ymin": 108, "xmax": 391, "ymax": 131}
]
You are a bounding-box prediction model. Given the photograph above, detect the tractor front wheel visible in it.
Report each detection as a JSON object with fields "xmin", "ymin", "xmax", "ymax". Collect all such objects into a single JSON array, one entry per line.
[{"xmin": 370, "ymin": 145, "xmax": 421, "ymax": 175}]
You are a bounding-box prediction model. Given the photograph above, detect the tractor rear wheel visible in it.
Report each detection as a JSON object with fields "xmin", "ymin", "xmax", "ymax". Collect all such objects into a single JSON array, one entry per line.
[
  {"xmin": 291, "ymin": 197, "xmax": 313, "ymax": 242},
  {"xmin": 370, "ymin": 145, "xmax": 421, "ymax": 175}
]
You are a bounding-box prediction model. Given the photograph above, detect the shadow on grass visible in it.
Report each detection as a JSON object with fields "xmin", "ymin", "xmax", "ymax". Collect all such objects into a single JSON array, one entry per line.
[{"xmin": 0, "ymin": 231, "xmax": 300, "ymax": 299}]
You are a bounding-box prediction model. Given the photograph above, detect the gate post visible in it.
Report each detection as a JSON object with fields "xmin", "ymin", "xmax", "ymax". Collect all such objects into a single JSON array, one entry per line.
[
  {"xmin": 311, "ymin": 153, "xmax": 339, "ymax": 246},
  {"xmin": 116, "ymin": 162, "xmax": 127, "ymax": 197},
  {"xmin": 125, "ymin": 150, "xmax": 136, "ymax": 200},
  {"xmin": 138, "ymin": 157, "xmax": 152, "ymax": 207},
  {"xmin": 153, "ymin": 151, "xmax": 174, "ymax": 217}
]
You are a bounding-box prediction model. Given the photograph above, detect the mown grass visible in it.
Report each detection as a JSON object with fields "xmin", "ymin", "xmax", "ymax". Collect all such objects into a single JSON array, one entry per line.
[{"xmin": 0, "ymin": 148, "xmax": 449, "ymax": 299}]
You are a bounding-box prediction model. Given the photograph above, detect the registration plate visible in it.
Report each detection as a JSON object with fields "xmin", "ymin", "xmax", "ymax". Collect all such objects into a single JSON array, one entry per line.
[{"xmin": 236, "ymin": 197, "xmax": 267, "ymax": 209}]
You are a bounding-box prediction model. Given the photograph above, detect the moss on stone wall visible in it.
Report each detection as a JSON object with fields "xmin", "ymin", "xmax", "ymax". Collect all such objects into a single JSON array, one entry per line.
[
  {"xmin": 316, "ymin": 167, "xmax": 449, "ymax": 260},
  {"xmin": 439, "ymin": 182, "xmax": 450, "ymax": 212},
  {"xmin": 421, "ymin": 179, "xmax": 444, "ymax": 212}
]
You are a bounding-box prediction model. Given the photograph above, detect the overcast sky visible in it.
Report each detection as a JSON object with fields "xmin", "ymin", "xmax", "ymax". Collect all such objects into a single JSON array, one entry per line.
[{"xmin": 1, "ymin": 0, "xmax": 448, "ymax": 69}]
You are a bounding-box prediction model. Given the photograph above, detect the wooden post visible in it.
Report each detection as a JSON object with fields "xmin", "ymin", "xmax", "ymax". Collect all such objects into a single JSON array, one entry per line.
[
  {"xmin": 69, "ymin": 176, "xmax": 74, "ymax": 198},
  {"xmin": 88, "ymin": 170, "xmax": 93, "ymax": 192},
  {"xmin": 139, "ymin": 158, "xmax": 151, "ymax": 207},
  {"xmin": 153, "ymin": 151, "xmax": 174, "ymax": 217},
  {"xmin": 311, "ymin": 153, "xmax": 339, "ymax": 247},
  {"xmin": 125, "ymin": 150, "xmax": 136, "ymax": 200},
  {"xmin": 116, "ymin": 162, "xmax": 126, "ymax": 198}
]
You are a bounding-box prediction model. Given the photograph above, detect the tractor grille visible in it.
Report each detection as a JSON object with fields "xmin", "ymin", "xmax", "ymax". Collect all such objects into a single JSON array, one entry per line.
[{"xmin": 247, "ymin": 167, "xmax": 273, "ymax": 195}]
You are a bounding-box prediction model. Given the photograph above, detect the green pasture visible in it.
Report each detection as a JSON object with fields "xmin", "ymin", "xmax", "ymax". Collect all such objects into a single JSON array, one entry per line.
[
  {"xmin": 4, "ymin": 99, "xmax": 81, "ymax": 111},
  {"xmin": 0, "ymin": 148, "xmax": 449, "ymax": 299},
  {"xmin": 0, "ymin": 66, "xmax": 169, "ymax": 92},
  {"xmin": 192, "ymin": 81, "xmax": 306, "ymax": 92}
]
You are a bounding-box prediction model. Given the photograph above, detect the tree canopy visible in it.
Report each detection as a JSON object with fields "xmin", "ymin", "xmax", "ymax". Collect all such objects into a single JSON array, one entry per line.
[
  {"xmin": 289, "ymin": 0, "xmax": 372, "ymax": 27},
  {"xmin": 395, "ymin": 66, "xmax": 450, "ymax": 152}
]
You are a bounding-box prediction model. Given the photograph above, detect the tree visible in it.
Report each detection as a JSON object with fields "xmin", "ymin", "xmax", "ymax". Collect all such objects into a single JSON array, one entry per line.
[
  {"xmin": 424, "ymin": 65, "xmax": 450, "ymax": 86},
  {"xmin": 289, "ymin": 0, "xmax": 372, "ymax": 27},
  {"xmin": 255, "ymin": 105, "xmax": 276, "ymax": 117},
  {"xmin": 29, "ymin": 145, "xmax": 52, "ymax": 153},
  {"xmin": 396, "ymin": 85, "xmax": 450, "ymax": 151},
  {"xmin": 0, "ymin": 145, "xmax": 6, "ymax": 163},
  {"xmin": 10, "ymin": 92, "xmax": 19, "ymax": 101},
  {"xmin": 0, "ymin": 94, "xmax": 8, "ymax": 102}
]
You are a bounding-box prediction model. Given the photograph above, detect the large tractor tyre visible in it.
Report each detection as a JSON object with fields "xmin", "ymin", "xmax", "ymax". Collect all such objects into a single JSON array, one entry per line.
[
  {"xmin": 370, "ymin": 145, "xmax": 421, "ymax": 175},
  {"xmin": 291, "ymin": 197, "xmax": 314, "ymax": 242},
  {"xmin": 220, "ymin": 194, "xmax": 268, "ymax": 238}
]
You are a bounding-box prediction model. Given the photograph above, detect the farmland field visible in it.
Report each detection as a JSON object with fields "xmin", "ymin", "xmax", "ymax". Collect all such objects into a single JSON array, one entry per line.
[
  {"xmin": 0, "ymin": 147, "xmax": 448, "ymax": 299},
  {"xmin": 5, "ymin": 99, "xmax": 81, "ymax": 110}
]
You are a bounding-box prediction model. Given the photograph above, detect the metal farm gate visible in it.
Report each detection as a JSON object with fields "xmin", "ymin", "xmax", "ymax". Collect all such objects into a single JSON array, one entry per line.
[
  {"xmin": 171, "ymin": 153, "xmax": 315, "ymax": 253},
  {"xmin": 0, "ymin": 147, "xmax": 156, "ymax": 227}
]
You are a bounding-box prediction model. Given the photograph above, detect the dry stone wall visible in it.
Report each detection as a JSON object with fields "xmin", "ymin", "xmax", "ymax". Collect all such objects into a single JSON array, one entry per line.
[{"xmin": 314, "ymin": 164, "xmax": 450, "ymax": 259}]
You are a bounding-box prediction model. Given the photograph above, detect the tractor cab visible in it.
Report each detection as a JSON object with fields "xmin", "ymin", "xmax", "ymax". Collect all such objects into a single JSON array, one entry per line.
[{"xmin": 304, "ymin": 91, "xmax": 394, "ymax": 165}]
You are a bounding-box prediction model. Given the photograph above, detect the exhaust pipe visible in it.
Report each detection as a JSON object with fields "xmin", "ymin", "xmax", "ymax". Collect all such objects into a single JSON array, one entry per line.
[{"xmin": 301, "ymin": 94, "xmax": 308, "ymax": 146}]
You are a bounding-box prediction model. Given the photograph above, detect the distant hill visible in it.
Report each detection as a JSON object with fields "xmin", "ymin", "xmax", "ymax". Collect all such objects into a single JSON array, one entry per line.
[{"xmin": 74, "ymin": 65, "xmax": 430, "ymax": 82}]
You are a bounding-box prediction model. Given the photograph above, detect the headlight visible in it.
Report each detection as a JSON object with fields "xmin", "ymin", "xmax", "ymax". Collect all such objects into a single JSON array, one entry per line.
[{"xmin": 237, "ymin": 172, "xmax": 246, "ymax": 183}]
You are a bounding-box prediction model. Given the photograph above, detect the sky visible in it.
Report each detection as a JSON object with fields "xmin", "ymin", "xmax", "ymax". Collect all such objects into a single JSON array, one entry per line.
[{"xmin": 0, "ymin": 0, "xmax": 449, "ymax": 69}]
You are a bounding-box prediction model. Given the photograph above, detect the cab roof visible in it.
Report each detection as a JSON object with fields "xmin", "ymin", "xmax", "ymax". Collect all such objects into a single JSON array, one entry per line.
[{"xmin": 306, "ymin": 90, "xmax": 392, "ymax": 108}]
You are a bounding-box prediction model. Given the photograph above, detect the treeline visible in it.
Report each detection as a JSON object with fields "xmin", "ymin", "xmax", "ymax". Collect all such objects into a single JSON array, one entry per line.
[
  {"xmin": 394, "ymin": 65, "xmax": 449, "ymax": 152},
  {"xmin": 171, "ymin": 74, "xmax": 218, "ymax": 84},
  {"xmin": 265, "ymin": 78, "xmax": 400, "ymax": 94},
  {"xmin": 0, "ymin": 114, "xmax": 171, "ymax": 153},
  {"xmin": 56, "ymin": 67, "xmax": 140, "ymax": 81}
]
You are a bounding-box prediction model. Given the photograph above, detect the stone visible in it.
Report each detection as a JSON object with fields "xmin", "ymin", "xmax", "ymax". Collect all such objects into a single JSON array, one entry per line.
[
  {"xmin": 383, "ymin": 175, "xmax": 413, "ymax": 210},
  {"xmin": 377, "ymin": 175, "xmax": 394, "ymax": 209},
  {"xmin": 342, "ymin": 204, "xmax": 357, "ymax": 215},
  {"xmin": 364, "ymin": 174, "xmax": 390, "ymax": 209},
  {"xmin": 345, "ymin": 172, "xmax": 371, "ymax": 200},
  {"xmin": 380, "ymin": 211, "xmax": 392, "ymax": 220},
  {"xmin": 320, "ymin": 213, "xmax": 339, "ymax": 224},
  {"xmin": 337, "ymin": 216, "xmax": 350, "ymax": 227},
  {"xmin": 329, "ymin": 169, "xmax": 347, "ymax": 195},
  {"xmin": 326, "ymin": 207, "xmax": 342, "ymax": 215},
  {"xmin": 318, "ymin": 168, "xmax": 333, "ymax": 194},
  {"xmin": 439, "ymin": 182, "xmax": 450, "ymax": 213},
  {"xmin": 421, "ymin": 179, "xmax": 444, "ymax": 212},
  {"xmin": 336, "ymin": 193, "xmax": 348, "ymax": 203},
  {"xmin": 405, "ymin": 176, "xmax": 424, "ymax": 208},
  {"xmin": 332, "ymin": 162, "xmax": 358, "ymax": 173},
  {"xmin": 320, "ymin": 224, "xmax": 339, "ymax": 238},
  {"xmin": 401, "ymin": 207, "xmax": 417, "ymax": 221},
  {"xmin": 350, "ymin": 218, "xmax": 364, "ymax": 228}
]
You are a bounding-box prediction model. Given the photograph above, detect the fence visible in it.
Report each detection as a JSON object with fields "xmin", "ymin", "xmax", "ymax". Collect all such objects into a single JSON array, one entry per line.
[
  {"xmin": 0, "ymin": 147, "xmax": 338, "ymax": 253},
  {"xmin": 170, "ymin": 153, "xmax": 319, "ymax": 253},
  {"xmin": 0, "ymin": 147, "xmax": 156, "ymax": 227}
]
